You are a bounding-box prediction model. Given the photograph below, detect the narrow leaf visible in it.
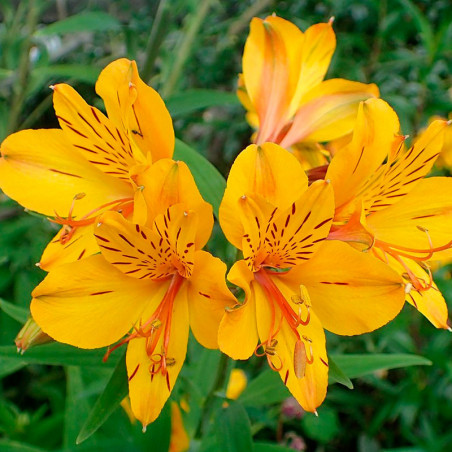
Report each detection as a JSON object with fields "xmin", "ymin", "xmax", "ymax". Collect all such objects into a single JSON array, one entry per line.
[
  {"xmin": 32, "ymin": 64, "xmax": 101, "ymax": 85},
  {"xmin": 239, "ymin": 369, "xmax": 289, "ymax": 407},
  {"xmin": 76, "ymin": 352, "xmax": 128, "ymax": 444},
  {"xmin": 0, "ymin": 298, "xmax": 29, "ymax": 324},
  {"xmin": 0, "ymin": 359, "xmax": 26, "ymax": 378},
  {"xmin": 330, "ymin": 353, "xmax": 431, "ymax": 379},
  {"xmin": 328, "ymin": 355, "xmax": 353, "ymax": 389},
  {"xmin": 0, "ymin": 440, "xmax": 46, "ymax": 452},
  {"xmin": 35, "ymin": 12, "xmax": 121, "ymax": 36},
  {"xmin": 174, "ymin": 139, "xmax": 226, "ymax": 218},
  {"xmin": 254, "ymin": 442, "xmax": 295, "ymax": 452},
  {"xmin": 0, "ymin": 343, "xmax": 119, "ymax": 368},
  {"xmin": 215, "ymin": 401, "xmax": 253, "ymax": 452},
  {"xmin": 166, "ymin": 89, "xmax": 240, "ymax": 117}
]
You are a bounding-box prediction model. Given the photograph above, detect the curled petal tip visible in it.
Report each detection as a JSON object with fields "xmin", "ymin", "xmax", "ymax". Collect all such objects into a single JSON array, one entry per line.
[
  {"xmin": 49, "ymin": 85, "xmax": 55, "ymax": 90},
  {"xmin": 96, "ymin": 222, "xmax": 102, "ymax": 227},
  {"xmin": 35, "ymin": 262, "xmax": 41, "ymax": 267},
  {"xmin": 325, "ymin": 179, "xmax": 331, "ymax": 184},
  {"xmin": 329, "ymin": 16, "xmax": 335, "ymax": 24},
  {"xmin": 314, "ymin": 410, "xmax": 319, "ymax": 417},
  {"xmin": 142, "ymin": 425, "xmax": 147, "ymax": 433},
  {"xmin": 447, "ymin": 119, "xmax": 452, "ymax": 126}
]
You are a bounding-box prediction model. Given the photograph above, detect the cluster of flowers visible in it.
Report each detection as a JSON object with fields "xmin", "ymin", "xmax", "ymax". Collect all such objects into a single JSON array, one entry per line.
[{"xmin": 1, "ymin": 16, "xmax": 451, "ymax": 430}]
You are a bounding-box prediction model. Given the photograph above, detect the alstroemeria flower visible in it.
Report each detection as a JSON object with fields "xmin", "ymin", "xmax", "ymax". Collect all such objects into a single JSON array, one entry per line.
[
  {"xmin": 0, "ymin": 58, "xmax": 174, "ymax": 270},
  {"xmin": 326, "ymin": 98, "xmax": 452, "ymax": 329},
  {"xmin": 30, "ymin": 159, "xmax": 235, "ymax": 428},
  {"xmin": 238, "ymin": 15, "xmax": 379, "ymax": 162},
  {"xmin": 218, "ymin": 143, "xmax": 405, "ymax": 412}
]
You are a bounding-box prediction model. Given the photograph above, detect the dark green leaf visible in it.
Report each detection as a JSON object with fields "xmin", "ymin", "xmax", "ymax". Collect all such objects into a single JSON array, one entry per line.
[
  {"xmin": 35, "ymin": 12, "xmax": 121, "ymax": 36},
  {"xmin": 76, "ymin": 352, "xmax": 128, "ymax": 444},
  {"xmin": 141, "ymin": 402, "xmax": 172, "ymax": 451},
  {"xmin": 328, "ymin": 355, "xmax": 354, "ymax": 389},
  {"xmin": 174, "ymin": 139, "xmax": 226, "ymax": 218},
  {"xmin": 238, "ymin": 369, "xmax": 289, "ymax": 407},
  {"xmin": 166, "ymin": 89, "xmax": 240, "ymax": 117},
  {"xmin": 301, "ymin": 407, "xmax": 340, "ymax": 443},
  {"xmin": 0, "ymin": 298, "xmax": 29, "ymax": 324},
  {"xmin": 330, "ymin": 354, "xmax": 431, "ymax": 379},
  {"xmin": 0, "ymin": 343, "xmax": 119, "ymax": 368},
  {"xmin": 0, "ymin": 358, "xmax": 26, "ymax": 378},
  {"xmin": 0, "ymin": 440, "xmax": 46, "ymax": 452},
  {"xmin": 215, "ymin": 401, "xmax": 253, "ymax": 452}
]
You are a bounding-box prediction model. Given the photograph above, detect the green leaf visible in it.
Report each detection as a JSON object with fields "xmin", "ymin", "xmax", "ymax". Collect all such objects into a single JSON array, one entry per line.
[
  {"xmin": 215, "ymin": 401, "xmax": 253, "ymax": 452},
  {"xmin": 254, "ymin": 442, "xmax": 294, "ymax": 452},
  {"xmin": 35, "ymin": 12, "xmax": 121, "ymax": 36},
  {"xmin": 0, "ymin": 298, "xmax": 29, "ymax": 324},
  {"xmin": 76, "ymin": 352, "xmax": 128, "ymax": 444},
  {"xmin": 0, "ymin": 440, "xmax": 46, "ymax": 452},
  {"xmin": 301, "ymin": 407, "xmax": 340, "ymax": 443},
  {"xmin": 32, "ymin": 64, "xmax": 101, "ymax": 85},
  {"xmin": 65, "ymin": 367, "xmax": 91, "ymax": 447},
  {"xmin": 141, "ymin": 402, "xmax": 172, "ymax": 451},
  {"xmin": 239, "ymin": 369, "xmax": 289, "ymax": 407},
  {"xmin": 0, "ymin": 358, "xmax": 26, "ymax": 378},
  {"xmin": 0, "ymin": 343, "xmax": 119, "ymax": 368},
  {"xmin": 166, "ymin": 89, "xmax": 240, "ymax": 117},
  {"xmin": 330, "ymin": 354, "xmax": 432, "ymax": 379},
  {"xmin": 174, "ymin": 139, "xmax": 226, "ymax": 218},
  {"xmin": 328, "ymin": 355, "xmax": 353, "ymax": 389}
]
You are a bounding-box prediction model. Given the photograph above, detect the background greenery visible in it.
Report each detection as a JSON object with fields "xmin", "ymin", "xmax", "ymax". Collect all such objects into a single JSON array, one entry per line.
[{"xmin": 0, "ymin": 0, "xmax": 451, "ymax": 451}]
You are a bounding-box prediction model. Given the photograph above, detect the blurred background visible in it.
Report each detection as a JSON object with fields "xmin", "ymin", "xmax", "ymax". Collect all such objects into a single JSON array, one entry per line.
[{"xmin": 0, "ymin": 0, "xmax": 451, "ymax": 451}]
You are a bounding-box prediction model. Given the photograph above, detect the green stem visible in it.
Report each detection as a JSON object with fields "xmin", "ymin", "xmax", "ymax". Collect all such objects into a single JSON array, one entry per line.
[
  {"xmin": 227, "ymin": 0, "xmax": 272, "ymax": 37},
  {"xmin": 19, "ymin": 92, "xmax": 53, "ymax": 130},
  {"xmin": 7, "ymin": 0, "xmax": 39, "ymax": 135},
  {"xmin": 195, "ymin": 352, "xmax": 230, "ymax": 438},
  {"xmin": 141, "ymin": 0, "xmax": 170, "ymax": 83},
  {"xmin": 161, "ymin": 0, "xmax": 212, "ymax": 98}
]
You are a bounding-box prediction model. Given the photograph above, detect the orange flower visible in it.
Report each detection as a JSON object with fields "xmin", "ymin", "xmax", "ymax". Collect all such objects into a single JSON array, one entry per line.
[
  {"xmin": 0, "ymin": 58, "xmax": 174, "ymax": 270},
  {"xmin": 238, "ymin": 15, "xmax": 378, "ymax": 161},
  {"xmin": 218, "ymin": 143, "xmax": 405, "ymax": 413},
  {"xmin": 327, "ymin": 98, "xmax": 452, "ymax": 329},
  {"xmin": 30, "ymin": 160, "xmax": 235, "ymax": 428}
]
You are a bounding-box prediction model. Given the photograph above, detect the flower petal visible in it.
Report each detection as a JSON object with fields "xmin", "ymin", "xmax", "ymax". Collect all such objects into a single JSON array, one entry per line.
[
  {"xmin": 326, "ymin": 98, "xmax": 400, "ymax": 216},
  {"xmin": 218, "ymin": 261, "xmax": 259, "ymax": 360},
  {"xmin": 281, "ymin": 78, "xmax": 379, "ymax": 148},
  {"xmin": 52, "ymin": 83, "xmax": 144, "ymax": 179},
  {"xmin": 127, "ymin": 285, "xmax": 189, "ymax": 428},
  {"xmin": 367, "ymin": 177, "xmax": 452, "ymax": 254},
  {"xmin": 292, "ymin": 240, "xmax": 405, "ymax": 335},
  {"xmin": 0, "ymin": 129, "xmax": 131, "ymax": 217},
  {"xmin": 253, "ymin": 275, "xmax": 328, "ymax": 412},
  {"xmin": 264, "ymin": 180, "xmax": 334, "ymax": 268},
  {"xmin": 31, "ymin": 255, "xmax": 159, "ymax": 348},
  {"xmin": 131, "ymin": 159, "xmax": 213, "ymax": 248},
  {"xmin": 186, "ymin": 250, "xmax": 235, "ymax": 349},
  {"xmin": 39, "ymin": 224, "xmax": 99, "ymax": 271},
  {"xmin": 220, "ymin": 143, "xmax": 308, "ymax": 249},
  {"xmin": 96, "ymin": 59, "xmax": 174, "ymax": 162}
]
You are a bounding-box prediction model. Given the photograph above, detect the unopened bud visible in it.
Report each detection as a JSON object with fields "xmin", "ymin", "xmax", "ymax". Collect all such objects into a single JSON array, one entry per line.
[{"xmin": 15, "ymin": 317, "xmax": 53, "ymax": 354}]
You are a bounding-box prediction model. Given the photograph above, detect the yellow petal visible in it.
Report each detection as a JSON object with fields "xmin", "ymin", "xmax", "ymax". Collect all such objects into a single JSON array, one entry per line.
[
  {"xmin": 326, "ymin": 98, "xmax": 400, "ymax": 216},
  {"xmin": 186, "ymin": 251, "xmax": 236, "ymax": 349},
  {"xmin": 253, "ymin": 275, "xmax": 328, "ymax": 412},
  {"xmin": 218, "ymin": 261, "xmax": 259, "ymax": 360},
  {"xmin": 361, "ymin": 120, "xmax": 447, "ymax": 215},
  {"xmin": 0, "ymin": 129, "xmax": 131, "ymax": 217},
  {"xmin": 96, "ymin": 59, "xmax": 174, "ymax": 162},
  {"xmin": 225, "ymin": 369, "xmax": 248, "ymax": 400},
  {"xmin": 243, "ymin": 16, "xmax": 303, "ymax": 143},
  {"xmin": 131, "ymin": 159, "xmax": 213, "ymax": 248},
  {"xmin": 169, "ymin": 402, "xmax": 190, "ymax": 452},
  {"xmin": 39, "ymin": 224, "xmax": 99, "ymax": 271},
  {"xmin": 287, "ymin": 21, "xmax": 336, "ymax": 117},
  {"xmin": 367, "ymin": 177, "xmax": 452, "ymax": 255},
  {"xmin": 264, "ymin": 180, "xmax": 334, "ymax": 268},
  {"xmin": 291, "ymin": 240, "xmax": 405, "ymax": 335},
  {"xmin": 127, "ymin": 285, "xmax": 189, "ymax": 428},
  {"xmin": 31, "ymin": 255, "xmax": 159, "ymax": 348},
  {"xmin": 220, "ymin": 143, "xmax": 308, "ymax": 249},
  {"xmin": 281, "ymin": 79, "xmax": 379, "ymax": 148},
  {"xmin": 380, "ymin": 253, "xmax": 449, "ymax": 329},
  {"xmin": 52, "ymin": 83, "xmax": 145, "ymax": 178}
]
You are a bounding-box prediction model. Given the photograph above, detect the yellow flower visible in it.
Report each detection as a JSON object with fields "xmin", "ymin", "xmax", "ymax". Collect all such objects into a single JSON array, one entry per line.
[
  {"xmin": 326, "ymin": 98, "xmax": 452, "ymax": 329},
  {"xmin": 226, "ymin": 369, "xmax": 247, "ymax": 400},
  {"xmin": 0, "ymin": 58, "xmax": 174, "ymax": 270},
  {"xmin": 30, "ymin": 160, "xmax": 235, "ymax": 429},
  {"xmin": 218, "ymin": 143, "xmax": 405, "ymax": 413},
  {"xmin": 169, "ymin": 402, "xmax": 190, "ymax": 452},
  {"xmin": 238, "ymin": 15, "xmax": 378, "ymax": 163}
]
